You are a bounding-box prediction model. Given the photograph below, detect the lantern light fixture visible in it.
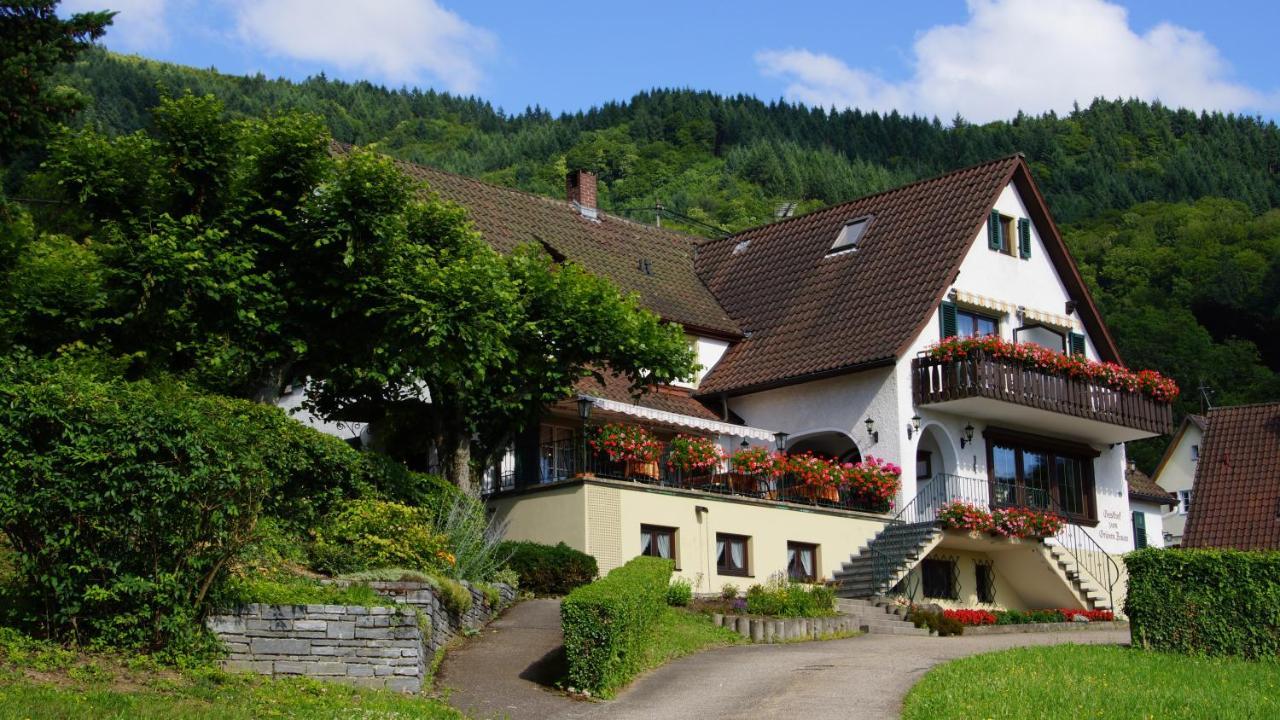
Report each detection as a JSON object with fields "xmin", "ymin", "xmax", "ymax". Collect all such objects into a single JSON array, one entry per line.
[
  {"xmin": 961, "ymin": 423, "xmax": 975, "ymax": 448},
  {"xmin": 865, "ymin": 417, "xmax": 878, "ymax": 443}
]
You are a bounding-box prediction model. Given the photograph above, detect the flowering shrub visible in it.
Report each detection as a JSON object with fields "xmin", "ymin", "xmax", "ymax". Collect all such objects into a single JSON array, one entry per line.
[
  {"xmin": 729, "ymin": 445, "xmax": 775, "ymax": 475},
  {"xmin": 927, "ymin": 336, "xmax": 1179, "ymax": 403},
  {"xmin": 992, "ymin": 507, "xmax": 1065, "ymax": 538},
  {"xmin": 666, "ymin": 434, "xmax": 724, "ymax": 472},
  {"xmin": 590, "ymin": 423, "xmax": 661, "ymax": 463},
  {"xmin": 936, "ymin": 501, "xmax": 994, "ymax": 532},
  {"xmin": 944, "ymin": 609, "xmax": 997, "ymax": 626},
  {"xmin": 840, "ymin": 455, "xmax": 901, "ymax": 510},
  {"xmin": 936, "ymin": 501, "xmax": 1063, "ymax": 538}
]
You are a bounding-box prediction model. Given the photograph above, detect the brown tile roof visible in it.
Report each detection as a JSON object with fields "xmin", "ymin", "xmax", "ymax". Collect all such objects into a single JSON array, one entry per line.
[
  {"xmin": 385, "ymin": 155, "xmax": 740, "ymax": 337},
  {"xmin": 1182, "ymin": 402, "xmax": 1280, "ymax": 550},
  {"xmin": 1127, "ymin": 465, "xmax": 1176, "ymax": 506},
  {"xmin": 693, "ymin": 155, "xmax": 1122, "ymax": 395}
]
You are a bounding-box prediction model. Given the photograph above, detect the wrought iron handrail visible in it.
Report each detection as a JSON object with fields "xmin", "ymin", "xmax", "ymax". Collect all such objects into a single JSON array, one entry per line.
[{"xmin": 871, "ymin": 473, "xmax": 1118, "ymax": 608}]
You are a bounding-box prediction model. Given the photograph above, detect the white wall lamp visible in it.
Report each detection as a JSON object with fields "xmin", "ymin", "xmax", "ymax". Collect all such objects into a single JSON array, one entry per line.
[
  {"xmin": 960, "ymin": 423, "xmax": 975, "ymax": 448},
  {"xmin": 907, "ymin": 414, "xmax": 921, "ymax": 439}
]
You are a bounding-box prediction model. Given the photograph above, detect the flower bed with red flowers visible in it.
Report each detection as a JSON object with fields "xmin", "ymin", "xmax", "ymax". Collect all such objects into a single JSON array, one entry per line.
[
  {"xmin": 590, "ymin": 423, "xmax": 661, "ymax": 463},
  {"xmin": 935, "ymin": 501, "xmax": 1063, "ymax": 539},
  {"xmin": 927, "ymin": 336, "xmax": 1179, "ymax": 403},
  {"xmin": 946, "ymin": 608, "xmax": 1115, "ymax": 626},
  {"xmin": 944, "ymin": 609, "xmax": 997, "ymax": 626},
  {"xmin": 666, "ymin": 434, "xmax": 724, "ymax": 472}
]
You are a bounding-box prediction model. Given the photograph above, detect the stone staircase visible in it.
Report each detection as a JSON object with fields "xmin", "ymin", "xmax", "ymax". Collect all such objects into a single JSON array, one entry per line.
[
  {"xmin": 1045, "ymin": 544, "xmax": 1114, "ymax": 611},
  {"xmin": 833, "ymin": 521, "xmax": 942, "ymax": 598},
  {"xmin": 835, "ymin": 598, "xmax": 929, "ymax": 636}
]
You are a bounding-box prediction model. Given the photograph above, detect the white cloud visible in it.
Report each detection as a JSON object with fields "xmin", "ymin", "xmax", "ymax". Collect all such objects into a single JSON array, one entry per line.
[
  {"xmin": 232, "ymin": 0, "xmax": 495, "ymax": 93},
  {"xmin": 757, "ymin": 0, "xmax": 1271, "ymax": 121},
  {"xmin": 63, "ymin": 0, "xmax": 170, "ymax": 51}
]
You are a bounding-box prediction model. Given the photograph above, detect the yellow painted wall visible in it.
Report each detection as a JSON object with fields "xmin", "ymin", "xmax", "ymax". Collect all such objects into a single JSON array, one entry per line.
[
  {"xmin": 491, "ymin": 480, "xmax": 886, "ymax": 594},
  {"xmin": 897, "ymin": 548, "xmax": 1031, "ymax": 610}
]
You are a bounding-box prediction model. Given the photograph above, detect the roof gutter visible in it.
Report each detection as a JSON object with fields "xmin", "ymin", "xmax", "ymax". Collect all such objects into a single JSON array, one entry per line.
[{"xmin": 694, "ymin": 356, "xmax": 896, "ymax": 399}]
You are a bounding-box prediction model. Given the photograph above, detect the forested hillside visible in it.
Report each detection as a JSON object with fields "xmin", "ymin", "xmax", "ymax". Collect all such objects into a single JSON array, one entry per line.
[{"xmin": 22, "ymin": 50, "xmax": 1280, "ymax": 467}]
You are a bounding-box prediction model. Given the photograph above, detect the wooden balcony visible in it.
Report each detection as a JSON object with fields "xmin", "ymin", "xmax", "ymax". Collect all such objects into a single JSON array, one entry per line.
[{"xmin": 912, "ymin": 353, "xmax": 1174, "ymax": 443}]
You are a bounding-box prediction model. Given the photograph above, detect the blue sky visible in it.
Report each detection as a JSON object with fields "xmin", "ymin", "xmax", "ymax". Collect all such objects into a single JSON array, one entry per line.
[{"xmin": 63, "ymin": 0, "xmax": 1280, "ymax": 121}]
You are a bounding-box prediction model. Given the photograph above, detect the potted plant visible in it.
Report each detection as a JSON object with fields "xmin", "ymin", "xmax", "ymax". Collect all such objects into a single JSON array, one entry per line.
[
  {"xmin": 667, "ymin": 434, "xmax": 724, "ymax": 477},
  {"xmin": 589, "ymin": 423, "xmax": 661, "ymax": 479},
  {"xmin": 839, "ymin": 455, "xmax": 902, "ymax": 513},
  {"xmin": 786, "ymin": 452, "xmax": 839, "ymax": 504}
]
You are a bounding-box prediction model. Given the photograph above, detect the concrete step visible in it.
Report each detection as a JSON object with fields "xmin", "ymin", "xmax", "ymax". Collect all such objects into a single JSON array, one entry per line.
[{"xmin": 861, "ymin": 621, "xmax": 929, "ymax": 636}]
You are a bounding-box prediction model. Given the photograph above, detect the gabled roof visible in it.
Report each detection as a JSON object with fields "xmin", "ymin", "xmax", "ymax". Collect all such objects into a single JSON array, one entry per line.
[
  {"xmin": 1182, "ymin": 402, "xmax": 1280, "ymax": 550},
  {"xmin": 693, "ymin": 154, "xmax": 1122, "ymax": 396},
  {"xmin": 340, "ymin": 145, "xmax": 741, "ymax": 338},
  {"xmin": 1127, "ymin": 465, "xmax": 1176, "ymax": 506},
  {"xmin": 1151, "ymin": 414, "xmax": 1208, "ymax": 486}
]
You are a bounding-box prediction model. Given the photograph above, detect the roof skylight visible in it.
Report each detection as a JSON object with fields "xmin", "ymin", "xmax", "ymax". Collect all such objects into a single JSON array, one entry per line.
[{"xmin": 829, "ymin": 217, "xmax": 871, "ymax": 254}]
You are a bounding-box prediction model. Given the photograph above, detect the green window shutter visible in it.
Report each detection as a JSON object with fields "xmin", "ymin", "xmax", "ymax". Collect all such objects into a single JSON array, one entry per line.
[
  {"xmin": 1069, "ymin": 332, "xmax": 1086, "ymax": 356},
  {"xmin": 1018, "ymin": 218, "xmax": 1032, "ymax": 259},
  {"xmin": 988, "ymin": 210, "xmax": 1001, "ymax": 250},
  {"xmin": 940, "ymin": 301, "xmax": 958, "ymax": 339},
  {"xmin": 1132, "ymin": 512, "xmax": 1148, "ymax": 549}
]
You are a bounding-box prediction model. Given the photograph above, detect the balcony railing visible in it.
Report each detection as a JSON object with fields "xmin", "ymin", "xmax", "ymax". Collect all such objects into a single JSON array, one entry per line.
[
  {"xmin": 484, "ymin": 437, "xmax": 893, "ymax": 515},
  {"xmin": 912, "ymin": 352, "xmax": 1173, "ymax": 435}
]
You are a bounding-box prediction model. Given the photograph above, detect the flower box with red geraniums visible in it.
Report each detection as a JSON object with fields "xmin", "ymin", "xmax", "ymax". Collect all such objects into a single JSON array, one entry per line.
[
  {"xmin": 666, "ymin": 434, "xmax": 724, "ymax": 473},
  {"xmin": 926, "ymin": 336, "xmax": 1179, "ymax": 403},
  {"xmin": 935, "ymin": 501, "xmax": 1063, "ymax": 539},
  {"xmin": 787, "ymin": 451, "xmax": 839, "ymax": 490},
  {"xmin": 589, "ymin": 423, "xmax": 661, "ymax": 464},
  {"xmin": 936, "ymin": 501, "xmax": 995, "ymax": 533},
  {"xmin": 991, "ymin": 507, "xmax": 1065, "ymax": 538},
  {"xmin": 944, "ymin": 609, "xmax": 997, "ymax": 626},
  {"xmin": 729, "ymin": 446, "xmax": 779, "ymax": 475},
  {"xmin": 839, "ymin": 455, "xmax": 901, "ymax": 513}
]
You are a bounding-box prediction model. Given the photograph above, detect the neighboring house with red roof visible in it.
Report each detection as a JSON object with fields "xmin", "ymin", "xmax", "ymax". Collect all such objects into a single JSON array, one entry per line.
[
  {"xmin": 1182, "ymin": 402, "xmax": 1280, "ymax": 550},
  {"xmin": 290, "ymin": 152, "xmax": 1178, "ymax": 614},
  {"xmin": 1151, "ymin": 414, "xmax": 1208, "ymax": 546}
]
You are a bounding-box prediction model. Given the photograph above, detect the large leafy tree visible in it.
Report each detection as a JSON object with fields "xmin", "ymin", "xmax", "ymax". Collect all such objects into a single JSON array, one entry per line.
[
  {"xmin": 31, "ymin": 94, "xmax": 697, "ymax": 491},
  {"xmin": 0, "ymin": 1, "xmax": 112, "ymax": 162}
]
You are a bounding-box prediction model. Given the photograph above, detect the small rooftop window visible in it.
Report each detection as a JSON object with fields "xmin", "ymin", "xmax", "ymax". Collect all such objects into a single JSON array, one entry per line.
[{"xmin": 829, "ymin": 216, "xmax": 871, "ymax": 255}]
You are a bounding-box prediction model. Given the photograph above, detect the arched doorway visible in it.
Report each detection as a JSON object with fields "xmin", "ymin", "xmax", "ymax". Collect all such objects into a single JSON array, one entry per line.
[
  {"xmin": 913, "ymin": 424, "xmax": 959, "ymax": 515},
  {"xmin": 787, "ymin": 431, "xmax": 861, "ymax": 463}
]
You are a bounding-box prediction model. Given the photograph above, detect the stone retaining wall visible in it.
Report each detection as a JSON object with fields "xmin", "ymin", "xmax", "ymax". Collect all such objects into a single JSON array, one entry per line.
[
  {"xmin": 711, "ymin": 612, "xmax": 861, "ymax": 643},
  {"xmin": 959, "ymin": 620, "xmax": 1128, "ymax": 635},
  {"xmin": 208, "ymin": 604, "xmax": 426, "ymax": 692},
  {"xmin": 365, "ymin": 580, "xmax": 518, "ymax": 656},
  {"xmin": 206, "ymin": 581, "xmax": 515, "ymax": 693}
]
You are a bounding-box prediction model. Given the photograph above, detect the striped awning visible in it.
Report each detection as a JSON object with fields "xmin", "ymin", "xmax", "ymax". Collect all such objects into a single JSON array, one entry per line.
[
  {"xmin": 579, "ymin": 394, "xmax": 777, "ymax": 441},
  {"xmin": 953, "ymin": 289, "xmax": 1016, "ymax": 316},
  {"xmin": 953, "ymin": 290, "xmax": 1078, "ymax": 331},
  {"xmin": 1022, "ymin": 306, "xmax": 1078, "ymax": 331}
]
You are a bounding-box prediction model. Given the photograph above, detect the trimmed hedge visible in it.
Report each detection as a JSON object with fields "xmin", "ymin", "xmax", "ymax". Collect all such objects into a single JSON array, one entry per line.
[
  {"xmin": 1126, "ymin": 547, "xmax": 1280, "ymax": 658},
  {"xmin": 561, "ymin": 556, "xmax": 672, "ymax": 697},
  {"xmin": 498, "ymin": 541, "xmax": 597, "ymax": 595}
]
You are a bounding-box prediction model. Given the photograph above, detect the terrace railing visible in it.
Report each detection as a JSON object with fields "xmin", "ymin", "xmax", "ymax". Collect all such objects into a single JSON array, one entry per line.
[
  {"xmin": 498, "ymin": 437, "xmax": 894, "ymax": 515},
  {"xmin": 912, "ymin": 351, "xmax": 1173, "ymax": 435}
]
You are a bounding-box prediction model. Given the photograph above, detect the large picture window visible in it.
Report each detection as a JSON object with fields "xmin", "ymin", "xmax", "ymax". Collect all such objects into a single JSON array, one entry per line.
[
  {"xmin": 956, "ymin": 308, "xmax": 998, "ymax": 338},
  {"xmin": 986, "ymin": 428, "xmax": 1098, "ymax": 522}
]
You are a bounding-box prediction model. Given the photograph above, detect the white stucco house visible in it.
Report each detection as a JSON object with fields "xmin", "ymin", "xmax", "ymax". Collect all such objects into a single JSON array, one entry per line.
[
  {"xmin": 297, "ymin": 152, "xmax": 1179, "ymax": 613},
  {"xmin": 1151, "ymin": 414, "xmax": 1206, "ymax": 546}
]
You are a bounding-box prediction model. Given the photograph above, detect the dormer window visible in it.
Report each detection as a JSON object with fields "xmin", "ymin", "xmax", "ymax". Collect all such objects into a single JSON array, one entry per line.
[{"xmin": 829, "ymin": 216, "xmax": 871, "ymax": 255}]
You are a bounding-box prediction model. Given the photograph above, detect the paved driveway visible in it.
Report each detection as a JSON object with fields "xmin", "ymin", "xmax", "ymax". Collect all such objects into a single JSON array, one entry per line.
[{"xmin": 438, "ymin": 599, "xmax": 1129, "ymax": 720}]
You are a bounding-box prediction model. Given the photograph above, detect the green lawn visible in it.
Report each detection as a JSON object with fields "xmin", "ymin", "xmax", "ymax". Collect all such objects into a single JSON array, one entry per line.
[
  {"xmin": 0, "ymin": 628, "xmax": 461, "ymax": 720},
  {"xmin": 633, "ymin": 608, "xmax": 746, "ymax": 681},
  {"xmin": 902, "ymin": 644, "xmax": 1280, "ymax": 720}
]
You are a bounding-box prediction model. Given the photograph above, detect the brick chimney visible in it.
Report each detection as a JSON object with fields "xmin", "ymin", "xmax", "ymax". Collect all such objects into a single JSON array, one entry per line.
[{"xmin": 566, "ymin": 169, "xmax": 597, "ymax": 215}]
